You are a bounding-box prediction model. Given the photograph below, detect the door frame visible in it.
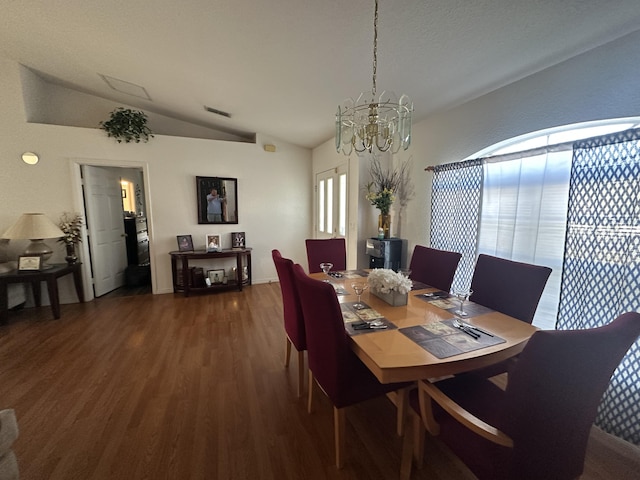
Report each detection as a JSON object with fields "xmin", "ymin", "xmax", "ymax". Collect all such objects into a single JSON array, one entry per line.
[{"xmin": 68, "ymin": 157, "xmax": 155, "ymax": 301}]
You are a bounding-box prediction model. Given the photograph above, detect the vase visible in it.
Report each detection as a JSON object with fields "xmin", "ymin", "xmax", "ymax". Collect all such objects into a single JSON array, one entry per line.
[
  {"xmin": 378, "ymin": 213, "xmax": 391, "ymax": 239},
  {"xmin": 65, "ymin": 243, "xmax": 78, "ymax": 264},
  {"xmin": 370, "ymin": 286, "xmax": 408, "ymax": 306}
]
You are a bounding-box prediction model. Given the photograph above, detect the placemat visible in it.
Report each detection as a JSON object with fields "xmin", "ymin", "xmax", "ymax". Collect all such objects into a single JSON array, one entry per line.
[
  {"xmin": 399, "ymin": 318, "xmax": 505, "ymax": 358},
  {"xmin": 415, "ymin": 292, "xmax": 494, "ymax": 318},
  {"xmin": 341, "ymin": 301, "xmax": 397, "ymax": 335}
]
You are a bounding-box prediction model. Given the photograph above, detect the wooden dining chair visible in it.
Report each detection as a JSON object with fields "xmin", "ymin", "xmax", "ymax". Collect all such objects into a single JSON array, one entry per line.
[
  {"xmin": 305, "ymin": 238, "xmax": 346, "ymax": 273},
  {"xmin": 465, "ymin": 254, "xmax": 552, "ymax": 378},
  {"xmin": 408, "ymin": 245, "xmax": 462, "ymax": 291},
  {"xmin": 403, "ymin": 312, "xmax": 640, "ymax": 480},
  {"xmin": 469, "ymin": 254, "xmax": 552, "ymax": 324},
  {"xmin": 292, "ymin": 263, "xmax": 411, "ymax": 468},
  {"xmin": 272, "ymin": 249, "xmax": 306, "ymax": 397}
]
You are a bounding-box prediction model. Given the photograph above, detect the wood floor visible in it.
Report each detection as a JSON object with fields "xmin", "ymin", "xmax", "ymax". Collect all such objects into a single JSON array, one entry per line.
[{"xmin": 0, "ymin": 283, "xmax": 638, "ymax": 479}]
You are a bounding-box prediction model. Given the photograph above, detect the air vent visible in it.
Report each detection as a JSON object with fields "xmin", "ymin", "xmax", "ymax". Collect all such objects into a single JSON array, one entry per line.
[{"xmin": 204, "ymin": 106, "xmax": 231, "ymax": 118}]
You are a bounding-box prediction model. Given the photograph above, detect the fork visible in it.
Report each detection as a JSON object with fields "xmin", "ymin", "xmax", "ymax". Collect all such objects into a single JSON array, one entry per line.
[{"xmin": 453, "ymin": 319, "xmax": 480, "ymax": 339}]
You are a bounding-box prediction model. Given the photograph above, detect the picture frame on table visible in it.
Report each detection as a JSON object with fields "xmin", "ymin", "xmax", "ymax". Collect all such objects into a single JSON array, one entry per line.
[
  {"xmin": 18, "ymin": 255, "xmax": 42, "ymax": 271},
  {"xmin": 206, "ymin": 234, "xmax": 221, "ymax": 252},
  {"xmin": 231, "ymin": 231, "xmax": 245, "ymax": 250},
  {"xmin": 207, "ymin": 269, "xmax": 226, "ymax": 284},
  {"xmin": 177, "ymin": 234, "xmax": 194, "ymax": 252}
]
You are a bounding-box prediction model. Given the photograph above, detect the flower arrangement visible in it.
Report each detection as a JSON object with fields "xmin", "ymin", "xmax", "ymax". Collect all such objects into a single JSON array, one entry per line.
[
  {"xmin": 57, "ymin": 212, "xmax": 83, "ymax": 246},
  {"xmin": 365, "ymin": 156, "xmax": 411, "ymax": 215},
  {"xmin": 367, "ymin": 268, "xmax": 413, "ymax": 294}
]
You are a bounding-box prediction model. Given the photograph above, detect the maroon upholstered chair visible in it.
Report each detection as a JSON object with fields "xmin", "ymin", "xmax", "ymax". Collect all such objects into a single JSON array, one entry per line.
[
  {"xmin": 272, "ymin": 249, "xmax": 306, "ymax": 397},
  {"xmin": 292, "ymin": 263, "xmax": 411, "ymax": 468},
  {"xmin": 408, "ymin": 245, "xmax": 462, "ymax": 291},
  {"xmin": 305, "ymin": 238, "xmax": 346, "ymax": 273},
  {"xmin": 404, "ymin": 312, "xmax": 640, "ymax": 480},
  {"xmin": 469, "ymin": 254, "xmax": 552, "ymax": 324}
]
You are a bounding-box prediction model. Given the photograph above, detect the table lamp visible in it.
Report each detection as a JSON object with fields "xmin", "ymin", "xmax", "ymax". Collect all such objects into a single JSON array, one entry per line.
[{"xmin": 1, "ymin": 213, "xmax": 64, "ymax": 269}]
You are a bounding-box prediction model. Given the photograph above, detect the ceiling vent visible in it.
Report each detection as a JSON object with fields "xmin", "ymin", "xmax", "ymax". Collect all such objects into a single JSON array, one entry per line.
[{"xmin": 204, "ymin": 105, "xmax": 231, "ymax": 118}]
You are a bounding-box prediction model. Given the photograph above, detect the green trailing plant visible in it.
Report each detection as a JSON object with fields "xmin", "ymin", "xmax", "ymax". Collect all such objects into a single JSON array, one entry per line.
[{"xmin": 99, "ymin": 108, "xmax": 154, "ymax": 143}]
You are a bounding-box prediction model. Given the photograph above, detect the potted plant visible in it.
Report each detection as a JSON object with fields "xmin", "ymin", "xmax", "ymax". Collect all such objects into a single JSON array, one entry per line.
[
  {"xmin": 57, "ymin": 212, "xmax": 83, "ymax": 264},
  {"xmin": 99, "ymin": 108, "xmax": 154, "ymax": 143}
]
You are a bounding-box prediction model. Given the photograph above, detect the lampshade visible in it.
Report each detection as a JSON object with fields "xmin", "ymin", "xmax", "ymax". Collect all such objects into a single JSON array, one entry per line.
[{"xmin": 2, "ymin": 213, "xmax": 64, "ymax": 269}]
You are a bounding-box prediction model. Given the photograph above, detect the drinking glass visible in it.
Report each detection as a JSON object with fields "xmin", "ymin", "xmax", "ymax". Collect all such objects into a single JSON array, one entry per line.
[
  {"xmin": 351, "ymin": 282, "xmax": 369, "ymax": 310},
  {"xmin": 319, "ymin": 262, "xmax": 333, "ymax": 282},
  {"xmin": 453, "ymin": 289, "xmax": 473, "ymax": 317},
  {"xmin": 399, "ymin": 268, "xmax": 412, "ymax": 278}
]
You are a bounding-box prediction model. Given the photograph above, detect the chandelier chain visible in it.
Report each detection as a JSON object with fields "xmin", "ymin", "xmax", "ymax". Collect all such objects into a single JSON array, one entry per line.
[{"xmin": 372, "ymin": 0, "xmax": 378, "ymax": 96}]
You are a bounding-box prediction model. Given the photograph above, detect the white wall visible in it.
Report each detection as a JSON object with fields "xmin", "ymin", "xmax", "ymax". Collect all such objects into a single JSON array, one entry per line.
[
  {"xmin": 0, "ymin": 55, "xmax": 312, "ymax": 306},
  {"xmin": 313, "ymin": 29, "xmax": 640, "ymax": 265}
]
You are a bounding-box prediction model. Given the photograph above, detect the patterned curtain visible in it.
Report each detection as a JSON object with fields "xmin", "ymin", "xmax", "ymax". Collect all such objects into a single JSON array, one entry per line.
[
  {"xmin": 430, "ymin": 159, "xmax": 483, "ymax": 291},
  {"xmin": 558, "ymin": 128, "xmax": 640, "ymax": 444}
]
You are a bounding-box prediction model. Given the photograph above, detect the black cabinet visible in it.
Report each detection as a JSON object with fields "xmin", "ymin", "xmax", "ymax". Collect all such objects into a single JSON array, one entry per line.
[{"xmin": 365, "ymin": 238, "xmax": 403, "ymax": 271}]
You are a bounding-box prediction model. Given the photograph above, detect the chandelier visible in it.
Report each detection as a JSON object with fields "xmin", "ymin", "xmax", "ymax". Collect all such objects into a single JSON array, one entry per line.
[{"xmin": 336, "ymin": 0, "xmax": 413, "ymax": 156}]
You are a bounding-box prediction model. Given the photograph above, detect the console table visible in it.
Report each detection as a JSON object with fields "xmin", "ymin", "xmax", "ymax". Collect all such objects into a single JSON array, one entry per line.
[
  {"xmin": 0, "ymin": 263, "xmax": 85, "ymax": 323},
  {"xmin": 169, "ymin": 249, "xmax": 252, "ymax": 297}
]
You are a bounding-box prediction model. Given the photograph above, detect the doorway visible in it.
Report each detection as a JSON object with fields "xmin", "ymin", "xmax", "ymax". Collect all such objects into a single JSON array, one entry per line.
[{"xmin": 71, "ymin": 160, "xmax": 153, "ymax": 301}]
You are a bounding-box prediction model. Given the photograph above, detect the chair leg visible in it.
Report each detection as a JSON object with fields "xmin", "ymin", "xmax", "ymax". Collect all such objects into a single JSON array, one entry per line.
[
  {"xmin": 307, "ymin": 370, "xmax": 314, "ymax": 413},
  {"xmin": 297, "ymin": 350, "xmax": 305, "ymax": 398},
  {"xmin": 334, "ymin": 406, "xmax": 346, "ymax": 469},
  {"xmin": 400, "ymin": 417, "xmax": 415, "ymax": 480},
  {"xmin": 396, "ymin": 387, "xmax": 409, "ymax": 436},
  {"xmin": 284, "ymin": 337, "xmax": 292, "ymax": 368},
  {"xmin": 412, "ymin": 411, "xmax": 425, "ymax": 468}
]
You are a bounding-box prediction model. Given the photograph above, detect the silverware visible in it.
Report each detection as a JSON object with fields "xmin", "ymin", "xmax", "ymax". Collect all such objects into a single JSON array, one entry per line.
[
  {"xmin": 455, "ymin": 319, "xmax": 494, "ymax": 337},
  {"xmin": 453, "ymin": 319, "xmax": 480, "ymax": 339}
]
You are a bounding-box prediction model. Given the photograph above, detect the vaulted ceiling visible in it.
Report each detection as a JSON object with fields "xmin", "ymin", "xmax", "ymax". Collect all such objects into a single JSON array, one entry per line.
[{"xmin": 2, "ymin": 0, "xmax": 640, "ymax": 148}]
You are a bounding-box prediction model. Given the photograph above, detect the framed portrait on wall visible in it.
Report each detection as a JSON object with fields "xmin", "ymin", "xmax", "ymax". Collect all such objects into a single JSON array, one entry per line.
[
  {"xmin": 206, "ymin": 234, "xmax": 221, "ymax": 252},
  {"xmin": 176, "ymin": 234, "xmax": 194, "ymax": 252},
  {"xmin": 196, "ymin": 176, "xmax": 239, "ymax": 224}
]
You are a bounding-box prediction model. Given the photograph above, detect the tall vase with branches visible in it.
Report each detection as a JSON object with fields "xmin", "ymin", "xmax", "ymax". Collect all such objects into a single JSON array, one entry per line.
[{"xmin": 365, "ymin": 156, "xmax": 412, "ymax": 238}]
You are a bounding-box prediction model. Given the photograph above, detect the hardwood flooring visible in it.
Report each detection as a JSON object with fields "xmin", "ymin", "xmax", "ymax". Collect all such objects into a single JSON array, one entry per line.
[{"xmin": 0, "ymin": 283, "xmax": 638, "ymax": 479}]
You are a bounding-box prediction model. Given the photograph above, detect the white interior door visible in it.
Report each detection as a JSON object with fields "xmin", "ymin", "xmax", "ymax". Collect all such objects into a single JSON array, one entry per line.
[
  {"xmin": 315, "ymin": 166, "xmax": 347, "ymax": 239},
  {"xmin": 82, "ymin": 165, "xmax": 127, "ymax": 297}
]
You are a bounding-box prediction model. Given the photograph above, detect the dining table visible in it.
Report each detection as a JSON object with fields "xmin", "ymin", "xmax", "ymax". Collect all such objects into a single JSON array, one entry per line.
[{"xmin": 311, "ymin": 270, "xmax": 538, "ymax": 384}]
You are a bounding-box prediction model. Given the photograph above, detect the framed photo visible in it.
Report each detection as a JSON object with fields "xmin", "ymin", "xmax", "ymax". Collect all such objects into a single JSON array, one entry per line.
[
  {"xmin": 207, "ymin": 269, "xmax": 226, "ymax": 284},
  {"xmin": 177, "ymin": 234, "xmax": 194, "ymax": 252},
  {"xmin": 206, "ymin": 234, "xmax": 221, "ymax": 252},
  {"xmin": 231, "ymin": 231, "xmax": 245, "ymax": 250},
  {"xmin": 196, "ymin": 176, "xmax": 239, "ymax": 225},
  {"xmin": 18, "ymin": 255, "xmax": 42, "ymax": 271}
]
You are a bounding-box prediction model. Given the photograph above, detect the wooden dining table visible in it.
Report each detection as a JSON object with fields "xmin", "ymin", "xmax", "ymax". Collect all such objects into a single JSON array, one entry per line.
[{"xmin": 311, "ymin": 271, "xmax": 538, "ymax": 384}]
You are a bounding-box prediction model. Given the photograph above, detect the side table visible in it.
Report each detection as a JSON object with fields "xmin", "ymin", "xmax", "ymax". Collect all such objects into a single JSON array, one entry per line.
[{"xmin": 0, "ymin": 263, "xmax": 84, "ymax": 323}]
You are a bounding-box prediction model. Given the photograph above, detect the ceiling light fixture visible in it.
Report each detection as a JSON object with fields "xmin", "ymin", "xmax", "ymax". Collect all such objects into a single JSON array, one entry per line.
[{"xmin": 336, "ymin": 0, "xmax": 413, "ymax": 156}]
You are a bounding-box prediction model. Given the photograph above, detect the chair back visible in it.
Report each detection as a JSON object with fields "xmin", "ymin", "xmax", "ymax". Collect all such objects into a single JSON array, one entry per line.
[
  {"xmin": 305, "ymin": 238, "xmax": 346, "ymax": 273},
  {"xmin": 504, "ymin": 312, "xmax": 640, "ymax": 479},
  {"xmin": 272, "ymin": 250, "xmax": 305, "ymax": 351},
  {"xmin": 291, "ymin": 263, "xmax": 355, "ymax": 406},
  {"xmin": 409, "ymin": 245, "xmax": 462, "ymax": 291},
  {"xmin": 469, "ymin": 254, "xmax": 552, "ymax": 323}
]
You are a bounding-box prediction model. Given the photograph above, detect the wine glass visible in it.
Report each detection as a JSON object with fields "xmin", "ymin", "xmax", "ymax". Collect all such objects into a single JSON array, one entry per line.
[
  {"xmin": 453, "ymin": 288, "xmax": 473, "ymax": 317},
  {"xmin": 351, "ymin": 282, "xmax": 369, "ymax": 310},
  {"xmin": 319, "ymin": 262, "xmax": 333, "ymax": 282}
]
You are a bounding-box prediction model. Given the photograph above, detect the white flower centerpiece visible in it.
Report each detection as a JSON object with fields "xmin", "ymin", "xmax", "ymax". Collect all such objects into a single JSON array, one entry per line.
[{"xmin": 367, "ymin": 268, "xmax": 412, "ymax": 306}]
